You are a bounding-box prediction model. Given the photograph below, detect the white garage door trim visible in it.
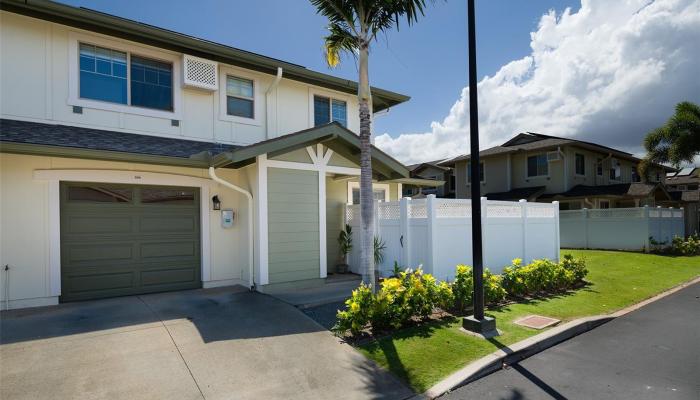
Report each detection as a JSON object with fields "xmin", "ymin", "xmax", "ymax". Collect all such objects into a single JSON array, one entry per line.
[{"xmin": 34, "ymin": 169, "xmax": 212, "ymax": 297}]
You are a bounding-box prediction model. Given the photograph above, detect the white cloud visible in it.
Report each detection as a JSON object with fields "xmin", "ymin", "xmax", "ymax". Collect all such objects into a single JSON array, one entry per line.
[{"xmin": 375, "ymin": 0, "xmax": 700, "ymax": 164}]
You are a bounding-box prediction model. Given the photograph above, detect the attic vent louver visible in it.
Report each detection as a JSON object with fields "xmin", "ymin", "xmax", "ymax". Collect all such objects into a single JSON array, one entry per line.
[{"xmin": 182, "ymin": 55, "xmax": 218, "ymax": 91}]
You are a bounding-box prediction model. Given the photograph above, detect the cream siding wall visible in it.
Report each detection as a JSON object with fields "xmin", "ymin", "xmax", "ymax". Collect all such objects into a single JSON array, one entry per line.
[
  {"xmin": 266, "ymin": 168, "xmax": 320, "ymax": 284},
  {"xmin": 0, "ymin": 11, "xmax": 361, "ymax": 146},
  {"xmin": 0, "ymin": 153, "xmax": 251, "ymax": 307}
]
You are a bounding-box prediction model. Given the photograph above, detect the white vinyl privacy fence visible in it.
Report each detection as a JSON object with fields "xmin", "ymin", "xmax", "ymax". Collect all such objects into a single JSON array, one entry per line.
[
  {"xmin": 560, "ymin": 206, "xmax": 684, "ymax": 251},
  {"xmin": 344, "ymin": 195, "xmax": 560, "ymax": 281}
]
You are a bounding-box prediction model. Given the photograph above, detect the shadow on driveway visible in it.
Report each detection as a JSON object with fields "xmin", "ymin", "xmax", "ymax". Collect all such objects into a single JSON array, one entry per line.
[{"xmin": 1, "ymin": 286, "xmax": 413, "ymax": 400}]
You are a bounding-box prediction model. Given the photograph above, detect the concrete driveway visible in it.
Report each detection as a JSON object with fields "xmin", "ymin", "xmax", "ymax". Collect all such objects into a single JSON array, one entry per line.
[{"xmin": 0, "ymin": 286, "xmax": 412, "ymax": 400}]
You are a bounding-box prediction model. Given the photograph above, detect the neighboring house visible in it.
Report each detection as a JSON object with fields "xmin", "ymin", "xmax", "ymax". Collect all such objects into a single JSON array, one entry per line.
[
  {"xmin": 665, "ymin": 167, "xmax": 700, "ymax": 235},
  {"xmin": 441, "ymin": 132, "xmax": 674, "ymax": 209},
  {"xmin": 0, "ymin": 1, "xmax": 428, "ymax": 309},
  {"xmin": 403, "ymin": 160, "xmax": 454, "ymax": 198}
]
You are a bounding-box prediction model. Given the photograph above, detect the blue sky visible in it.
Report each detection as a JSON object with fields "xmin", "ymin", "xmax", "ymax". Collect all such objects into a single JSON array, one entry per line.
[{"xmin": 59, "ymin": 0, "xmax": 579, "ymax": 138}]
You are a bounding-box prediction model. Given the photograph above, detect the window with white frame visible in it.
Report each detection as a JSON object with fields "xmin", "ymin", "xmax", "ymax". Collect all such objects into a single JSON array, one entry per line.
[
  {"xmin": 467, "ymin": 161, "xmax": 484, "ymax": 183},
  {"xmin": 348, "ymin": 182, "xmax": 389, "ymax": 204},
  {"xmin": 609, "ymin": 162, "xmax": 621, "ymax": 181},
  {"xmin": 575, "ymin": 153, "xmax": 585, "ymax": 175},
  {"xmin": 314, "ymin": 95, "xmax": 347, "ymax": 127},
  {"xmin": 79, "ymin": 43, "xmax": 173, "ymax": 111},
  {"xmin": 527, "ymin": 154, "xmax": 548, "ymax": 177},
  {"xmin": 226, "ymin": 75, "xmax": 254, "ymax": 118},
  {"xmin": 597, "ymin": 158, "xmax": 603, "ymax": 176}
]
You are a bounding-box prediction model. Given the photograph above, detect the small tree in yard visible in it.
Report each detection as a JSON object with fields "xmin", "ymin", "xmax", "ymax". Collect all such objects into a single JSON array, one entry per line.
[
  {"xmin": 639, "ymin": 101, "xmax": 700, "ymax": 179},
  {"xmin": 311, "ymin": 0, "xmax": 434, "ymax": 292}
]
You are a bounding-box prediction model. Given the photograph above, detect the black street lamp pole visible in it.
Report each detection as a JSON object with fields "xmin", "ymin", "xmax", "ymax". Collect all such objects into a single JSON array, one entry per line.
[{"xmin": 463, "ymin": 0, "xmax": 496, "ymax": 335}]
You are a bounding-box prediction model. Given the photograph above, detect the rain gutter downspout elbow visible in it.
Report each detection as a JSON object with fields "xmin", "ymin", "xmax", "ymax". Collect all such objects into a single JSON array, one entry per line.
[{"xmin": 208, "ymin": 167, "xmax": 255, "ymax": 290}]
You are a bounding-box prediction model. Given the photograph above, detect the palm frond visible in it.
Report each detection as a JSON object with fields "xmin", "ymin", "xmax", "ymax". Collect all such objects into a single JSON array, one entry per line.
[{"xmin": 324, "ymin": 24, "xmax": 358, "ymax": 68}]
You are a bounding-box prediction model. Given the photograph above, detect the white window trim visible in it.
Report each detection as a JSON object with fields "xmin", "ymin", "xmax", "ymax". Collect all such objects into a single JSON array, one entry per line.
[
  {"xmin": 526, "ymin": 153, "xmax": 550, "ymax": 178},
  {"xmin": 68, "ymin": 31, "xmax": 183, "ymax": 120},
  {"xmin": 466, "ymin": 160, "xmax": 486, "ymax": 185},
  {"xmin": 574, "ymin": 153, "xmax": 586, "ymax": 177},
  {"xmin": 218, "ymin": 65, "xmax": 264, "ymax": 126},
  {"xmin": 309, "ymin": 88, "xmax": 350, "ymax": 129},
  {"xmin": 347, "ymin": 181, "xmax": 390, "ymax": 205}
]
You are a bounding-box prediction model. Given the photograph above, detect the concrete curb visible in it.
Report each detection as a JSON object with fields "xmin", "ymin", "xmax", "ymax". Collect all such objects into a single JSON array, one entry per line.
[{"xmin": 419, "ymin": 276, "xmax": 700, "ymax": 400}]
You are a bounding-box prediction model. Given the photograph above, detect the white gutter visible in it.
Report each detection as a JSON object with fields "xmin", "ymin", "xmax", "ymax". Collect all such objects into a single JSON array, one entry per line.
[
  {"xmin": 208, "ymin": 167, "xmax": 255, "ymax": 290},
  {"xmin": 265, "ymin": 67, "xmax": 283, "ymax": 139}
]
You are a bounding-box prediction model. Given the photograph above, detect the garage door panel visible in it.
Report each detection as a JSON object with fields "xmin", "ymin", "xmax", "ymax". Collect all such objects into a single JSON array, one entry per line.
[
  {"xmin": 60, "ymin": 182, "xmax": 201, "ymax": 302},
  {"xmin": 139, "ymin": 215, "xmax": 197, "ymax": 233},
  {"xmin": 63, "ymin": 215, "xmax": 134, "ymax": 235},
  {"xmin": 64, "ymin": 243, "xmax": 134, "ymax": 263},
  {"xmin": 140, "ymin": 241, "xmax": 198, "ymax": 259},
  {"xmin": 141, "ymin": 267, "xmax": 197, "ymax": 286},
  {"xmin": 63, "ymin": 272, "xmax": 135, "ymax": 293}
]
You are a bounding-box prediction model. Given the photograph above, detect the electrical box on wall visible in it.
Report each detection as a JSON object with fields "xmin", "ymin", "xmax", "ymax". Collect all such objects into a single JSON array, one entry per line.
[{"xmin": 221, "ymin": 209, "xmax": 234, "ymax": 228}]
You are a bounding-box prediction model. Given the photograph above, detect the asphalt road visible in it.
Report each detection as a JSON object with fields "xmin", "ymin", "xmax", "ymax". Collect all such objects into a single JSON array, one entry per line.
[{"xmin": 442, "ymin": 282, "xmax": 700, "ymax": 400}]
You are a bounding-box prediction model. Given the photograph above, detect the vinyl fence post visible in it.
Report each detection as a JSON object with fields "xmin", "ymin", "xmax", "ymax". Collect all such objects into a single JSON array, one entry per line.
[
  {"xmin": 583, "ymin": 208, "xmax": 589, "ymax": 249},
  {"xmin": 374, "ymin": 200, "xmax": 380, "ymax": 277},
  {"xmin": 643, "ymin": 205, "xmax": 650, "ymax": 252},
  {"xmin": 400, "ymin": 197, "xmax": 411, "ymax": 269},
  {"xmin": 552, "ymin": 201, "xmax": 560, "ymax": 262},
  {"xmin": 519, "ymin": 199, "xmax": 527, "ymax": 262},
  {"xmin": 426, "ymin": 194, "xmax": 437, "ymax": 276},
  {"xmin": 481, "ymin": 197, "xmax": 488, "ymax": 268}
]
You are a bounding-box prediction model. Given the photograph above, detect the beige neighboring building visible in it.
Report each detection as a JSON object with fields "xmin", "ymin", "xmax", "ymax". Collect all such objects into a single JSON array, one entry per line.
[
  {"xmin": 403, "ymin": 160, "xmax": 454, "ymax": 198},
  {"xmin": 441, "ymin": 132, "xmax": 674, "ymax": 210},
  {"xmin": 665, "ymin": 167, "xmax": 700, "ymax": 235}
]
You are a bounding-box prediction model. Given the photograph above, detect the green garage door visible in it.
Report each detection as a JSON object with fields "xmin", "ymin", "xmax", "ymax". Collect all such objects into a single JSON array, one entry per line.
[{"xmin": 60, "ymin": 182, "xmax": 201, "ymax": 302}]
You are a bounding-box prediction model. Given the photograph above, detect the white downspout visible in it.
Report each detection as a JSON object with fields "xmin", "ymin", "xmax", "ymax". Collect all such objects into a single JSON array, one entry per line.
[
  {"xmin": 265, "ymin": 67, "xmax": 283, "ymax": 139},
  {"xmin": 557, "ymin": 146, "xmax": 568, "ymax": 191},
  {"xmin": 208, "ymin": 167, "xmax": 255, "ymax": 290}
]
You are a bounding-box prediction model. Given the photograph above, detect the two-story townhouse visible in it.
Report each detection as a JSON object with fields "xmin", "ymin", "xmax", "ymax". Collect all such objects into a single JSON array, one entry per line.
[
  {"xmin": 441, "ymin": 132, "xmax": 674, "ymax": 209},
  {"xmin": 0, "ymin": 0, "xmax": 428, "ymax": 309},
  {"xmin": 402, "ymin": 160, "xmax": 453, "ymax": 198},
  {"xmin": 665, "ymin": 167, "xmax": 700, "ymax": 234}
]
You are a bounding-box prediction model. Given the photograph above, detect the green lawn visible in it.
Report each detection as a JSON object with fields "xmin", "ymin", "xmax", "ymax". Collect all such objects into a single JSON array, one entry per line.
[{"xmin": 359, "ymin": 250, "xmax": 700, "ymax": 392}]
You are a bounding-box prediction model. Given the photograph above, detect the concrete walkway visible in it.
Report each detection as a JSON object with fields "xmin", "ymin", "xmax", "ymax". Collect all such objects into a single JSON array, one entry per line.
[
  {"xmin": 269, "ymin": 273, "xmax": 361, "ymax": 309},
  {"xmin": 441, "ymin": 282, "xmax": 700, "ymax": 400},
  {"xmin": 0, "ymin": 286, "xmax": 412, "ymax": 400}
]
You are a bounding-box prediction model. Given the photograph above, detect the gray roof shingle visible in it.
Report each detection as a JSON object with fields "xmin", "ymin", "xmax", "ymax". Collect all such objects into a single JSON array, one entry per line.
[{"xmin": 0, "ymin": 119, "xmax": 236, "ymax": 159}]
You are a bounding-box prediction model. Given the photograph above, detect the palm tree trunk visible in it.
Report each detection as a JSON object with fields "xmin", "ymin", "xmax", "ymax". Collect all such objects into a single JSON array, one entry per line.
[{"xmin": 358, "ymin": 39, "xmax": 375, "ymax": 292}]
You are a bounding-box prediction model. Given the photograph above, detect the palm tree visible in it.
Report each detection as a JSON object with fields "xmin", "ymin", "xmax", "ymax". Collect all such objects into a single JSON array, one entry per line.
[
  {"xmin": 640, "ymin": 101, "xmax": 700, "ymax": 179},
  {"xmin": 311, "ymin": 0, "xmax": 432, "ymax": 291}
]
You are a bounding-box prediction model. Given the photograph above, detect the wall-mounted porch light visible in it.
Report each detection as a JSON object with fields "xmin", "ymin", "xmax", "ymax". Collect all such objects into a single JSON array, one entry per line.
[{"xmin": 212, "ymin": 195, "xmax": 221, "ymax": 210}]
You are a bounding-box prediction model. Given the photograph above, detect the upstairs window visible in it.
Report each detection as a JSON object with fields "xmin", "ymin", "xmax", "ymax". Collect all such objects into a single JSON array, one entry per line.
[
  {"xmin": 575, "ymin": 153, "xmax": 585, "ymax": 175},
  {"xmin": 130, "ymin": 56, "xmax": 173, "ymax": 111},
  {"xmin": 527, "ymin": 154, "xmax": 548, "ymax": 177},
  {"xmin": 79, "ymin": 43, "xmax": 173, "ymax": 111},
  {"xmin": 314, "ymin": 95, "xmax": 347, "ymax": 127},
  {"xmin": 610, "ymin": 163, "xmax": 621, "ymax": 181},
  {"xmin": 597, "ymin": 158, "xmax": 603, "ymax": 176},
  {"xmin": 79, "ymin": 43, "xmax": 127, "ymax": 104},
  {"xmin": 226, "ymin": 76, "xmax": 255, "ymax": 118},
  {"xmin": 467, "ymin": 161, "xmax": 485, "ymax": 183},
  {"xmin": 632, "ymin": 169, "xmax": 640, "ymax": 182}
]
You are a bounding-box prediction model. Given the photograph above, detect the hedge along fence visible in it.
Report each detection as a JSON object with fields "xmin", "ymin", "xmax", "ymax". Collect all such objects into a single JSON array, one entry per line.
[
  {"xmin": 344, "ymin": 195, "xmax": 560, "ymax": 280},
  {"xmin": 334, "ymin": 255, "xmax": 588, "ymax": 336}
]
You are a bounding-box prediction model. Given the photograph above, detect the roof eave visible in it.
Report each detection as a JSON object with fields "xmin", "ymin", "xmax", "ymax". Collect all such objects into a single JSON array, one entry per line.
[{"xmin": 1, "ymin": 141, "xmax": 211, "ymax": 168}]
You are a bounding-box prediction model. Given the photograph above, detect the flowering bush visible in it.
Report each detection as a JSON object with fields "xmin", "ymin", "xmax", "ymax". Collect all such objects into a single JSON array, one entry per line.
[
  {"xmin": 452, "ymin": 265, "xmax": 474, "ymax": 312},
  {"xmin": 334, "ymin": 283, "xmax": 374, "ymax": 335},
  {"xmin": 334, "ymin": 268, "xmax": 449, "ymax": 335},
  {"xmin": 334, "ymin": 255, "xmax": 588, "ymax": 336},
  {"xmin": 502, "ymin": 255, "xmax": 587, "ymax": 297},
  {"xmin": 671, "ymin": 235, "xmax": 700, "ymax": 256}
]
